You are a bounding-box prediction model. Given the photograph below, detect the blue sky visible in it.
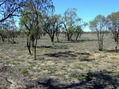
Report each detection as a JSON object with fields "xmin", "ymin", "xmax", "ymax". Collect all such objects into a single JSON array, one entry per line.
[{"xmin": 52, "ymin": 0, "xmax": 119, "ymax": 31}]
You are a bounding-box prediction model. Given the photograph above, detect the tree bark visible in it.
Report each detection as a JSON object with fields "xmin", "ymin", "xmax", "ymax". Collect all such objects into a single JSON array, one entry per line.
[
  {"xmin": 67, "ymin": 33, "xmax": 71, "ymax": 41},
  {"xmin": 115, "ymin": 41, "xmax": 118, "ymax": 52},
  {"xmin": 49, "ymin": 34, "xmax": 55, "ymax": 42},
  {"xmin": 27, "ymin": 38, "xmax": 32, "ymax": 54},
  {"xmin": 0, "ymin": 34, "xmax": 5, "ymax": 42},
  {"xmin": 33, "ymin": 39, "xmax": 37, "ymax": 60},
  {"xmin": 56, "ymin": 33, "xmax": 59, "ymax": 42},
  {"xmin": 51, "ymin": 36, "xmax": 54, "ymax": 42},
  {"xmin": 75, "ymin": 33, "xmax": 80, "ymax": 41},
  {"xmin": 98, "ymin": 38, "xmax": 103, "ymax": 51}
]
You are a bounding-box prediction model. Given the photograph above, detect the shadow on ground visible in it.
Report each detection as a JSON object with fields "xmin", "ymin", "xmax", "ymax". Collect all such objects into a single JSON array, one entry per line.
[
  {"xmin": 80, "ymin": 58, "xmax": 95, "ymax": 62},
  {"xmin": 45, "ymin": 51, "xmax": 93, "ymax": 61},
  {"xmin": 58, "ymin": 39, "xmax": 97, "ymax": 44},
  {"xmin": 77, "ymin": 52, "xmax": 91, "ymax": 55},
  {"xmin": 36, "ymin": 45, "xmax": 68, "ymax": 49},
  {"xmin": 25, "ymin": 71, "xmax": 119, "ymax": 89},
  {"xmin": 45, "ymin": 51, "xmax": 77, "ymax": 58}
]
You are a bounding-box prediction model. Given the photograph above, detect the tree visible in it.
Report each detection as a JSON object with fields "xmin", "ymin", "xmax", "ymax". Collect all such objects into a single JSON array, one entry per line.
[
  {"xmin": 0, "ymin": 0, "xmax": 25, "ymax": 43},
  {"xmin": 107, "ymin": 12, "xmax": 119, "ymax": 52},
  {"xmin": 43, "ymin": 14, "xmax": 61, "ymax": 42},
  {"xmin": 90, "ymin": 15, "xmax": 107, "ymax": 51},
  {"xmin": 0, "ymin": 23, "xmax": 6, "ymax": 42},
  {"xmin": 63, "ymin": 8, "xmax": 82, "ymax": 41},
  {"xmin": 0, "ymin": 0, "xmax": 25, "ymax": 22},
  {"xmin": 6, "ymin": 19, "xmax": 18, "ymax": 43},
  {"xmin": 19, "ymin": 0, "xmax": 54, "ymax": 60},
  {"xmin": 74, "ymin": 25, "xmax": 83, "ymax": 41},
  {"xmin": 0, "ymin": 19, "xmax": 18, "ymax": 43},
  {"xmin": 73, "ymin": 19, "xmax": 87, "ymax": 41}
]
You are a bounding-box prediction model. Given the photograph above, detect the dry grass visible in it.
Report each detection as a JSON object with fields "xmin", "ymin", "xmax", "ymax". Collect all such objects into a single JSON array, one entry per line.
[{"xmin": 0, "ymin": 33, "xmax": 119, "ymax": 89}]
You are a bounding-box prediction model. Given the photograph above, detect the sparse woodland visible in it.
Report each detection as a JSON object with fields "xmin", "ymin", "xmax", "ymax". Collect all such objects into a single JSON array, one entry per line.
[{"xmin": 0, "ymin": 0, "xmax": 119, "ymax": 89}]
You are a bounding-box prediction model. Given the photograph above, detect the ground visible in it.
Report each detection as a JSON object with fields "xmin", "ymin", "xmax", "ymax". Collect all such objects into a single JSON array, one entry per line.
[{"xmin": 0, "ymin": 33, "xmax": 119, "ymax": 89}]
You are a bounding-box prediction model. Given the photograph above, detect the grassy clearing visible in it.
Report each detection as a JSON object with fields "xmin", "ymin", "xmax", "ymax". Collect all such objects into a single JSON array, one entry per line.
[{"xmin": 0, "ymin": 33, "xmax": 119, "ymax": 89}]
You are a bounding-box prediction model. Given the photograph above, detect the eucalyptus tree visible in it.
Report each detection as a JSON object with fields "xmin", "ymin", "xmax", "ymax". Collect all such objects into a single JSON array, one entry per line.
[
  {"xmin": 74, "ymin": 25, "xmax": 83, "ymax": 41},
  {"xmin": 63, "ymin": 8, "xmax": 82, "ymax": 41},
  {"xmin": 73, "ymin": 19, "xmax": 87, "ymax": 41},
  {"xmin": 19, "ymin": 0, "xmax": 54, "ymax": 60},
  {"xmin": 90, "ymin": 15, "xmax": 107, "ymax": 51},
  {"xmin": 107, "ymin": 12, "xmax": 119, "ymax": 52},
  {"xmin": 0, "ymin": 0, "xmax": 25, "ymax": 22},
  {"xmin": 0, "ymin": 19, "xmax": 18, "ymax": 43},
  {"xmin": 43, "ymin": 14, "xmax": 62, "ymax": 42}
]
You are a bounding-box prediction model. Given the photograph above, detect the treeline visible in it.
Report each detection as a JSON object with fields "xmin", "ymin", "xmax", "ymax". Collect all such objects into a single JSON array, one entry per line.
[{"xmin": 0, "ymin": 0, "xmax": 119, "ymax": 60}]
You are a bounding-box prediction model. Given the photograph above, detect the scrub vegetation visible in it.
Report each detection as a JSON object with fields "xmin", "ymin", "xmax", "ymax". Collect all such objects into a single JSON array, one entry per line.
[{"xmin": 0, "ymin": 0, "xmax": 119, "ymax": 89}]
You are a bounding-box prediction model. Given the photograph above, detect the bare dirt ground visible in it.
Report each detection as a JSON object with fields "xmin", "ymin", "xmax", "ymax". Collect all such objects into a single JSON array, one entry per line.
[{"xmin": 0, "ymin": 33, "xmax": 119, "ymax": 89}]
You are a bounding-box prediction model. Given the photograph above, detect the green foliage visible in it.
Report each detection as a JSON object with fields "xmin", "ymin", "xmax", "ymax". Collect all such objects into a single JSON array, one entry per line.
[
  {"xmin": 90, "ymin": 15, "xmax": 107, "ymax": 32},
  {"xmin": 89, "ymin": 15, "xmax": 107, "ymax": 51},
  {"xmin": 107, "ymin": 12, "xmax": 119, "ymax": 52},
  {"xmin": 43, "ymin": 14, "xmax": 62, "ymax": 42},
  {"xmin": 63, "ymin": 8, "xmax": 78, "ymax": 28},
  {"xmin": 107, "ymin": 12, "xmax": 119, "ymax": 24},
  {"xmin": 62, "ymin": 8, "xmax": 86, "ymax": 41},
  {"xmin": 74, "ymin": 26, "xmax": 82, "ymax": 33},
  {"xmin": 19, "ymin": 0, "xmax": 55, "ymax": 59}
]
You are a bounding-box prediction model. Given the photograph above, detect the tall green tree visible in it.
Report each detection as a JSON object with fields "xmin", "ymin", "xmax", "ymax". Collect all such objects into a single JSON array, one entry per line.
[
  {"xmin": 19, "ymin": 0, "xmax": 54, "ymax": 60},
  {"xmin": 90, "ymin": 15, "xmax": 107, "ymax": 51}
]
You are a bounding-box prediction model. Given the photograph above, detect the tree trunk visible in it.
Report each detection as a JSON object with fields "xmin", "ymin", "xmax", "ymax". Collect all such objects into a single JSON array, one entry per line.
[
  {"xmin": 34, "ymin": 46, "xmax": 36, "ymax": 60},
  {"xmin": 99, "ymin": 47, "xmax": 103, "ymax": 51},
  {"xmin": 75, "ymin": 33, "xmax": 80, "ymax": 41},
  {"xmin": 12, "ymin": 36, "xmax": 16, "ymax": 44},
  {"xmin": 27, "ymin": 38, "xmax": 32, "ymax": 54},
  {"xmin": 98, "ymin": 39, "xmax": 103, "ymax": 51},
  {"xmin": 33, "ymin": 39, "xmax": 37, "ymax": 60},
  {"xmin": 67, "ymin": 33, "xmax": 71, "ymax": 41},
  {"xmin": 68, "ymin": 33, "xmax": 73, "ymax": 41},
  {"xmin": 56, "ymin": 33, "xmax": 59, "ymax": 42},
  {"xmin": 0, "ymin": 35, "xmax": 5, "ymax": 42},
  {"xmin": 51, "ymin": 37, "xmax": 54, "ymax": 42},
  {"xmin": 115, "ymin": 41, "xmax": 118, "ymax": 52},
  {"xmin": 27, "ymin": 43, "xmax": 32, "ymax": 54},
  {"xmin": 49, "ymin": 34, "xmax": 54, "ymax": 42}
]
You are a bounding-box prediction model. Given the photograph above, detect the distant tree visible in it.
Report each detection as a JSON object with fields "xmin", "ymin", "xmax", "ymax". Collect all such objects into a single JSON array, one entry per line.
[
  {"xmin": 63, "ymin": 8, "xmax": 83, "ymax": 41},
  {"xmin": 0, "ymin": 23, "xmax": 6, "ymax": 42},
  {"xmin": 107, "ymin": 12, "xmax": 119, "ymax": 52},
  {"xmin": 74, "ymin": 25, "xmax": 83, "ymax": 41},
  {"xmin": 90, "ymin": 15, "xmax": 107, "ymax": 51},
  {"xmin": 73, "ymin": 19, "xmax": 87, "ymax": 41},
  {"xmin": 63, "ymin": 8, "xmax": 77, "ymax": 41},
  {"xmin": 7, "ymin": 19, "xmax": 18, "ymax": 43},
  {"xmin": 43, "ymin": 14, "xmax": 61, "ymax": 42},
  {"xmin": 0, "ymin": 19, "xmax": 18, "ymax": 43}
]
